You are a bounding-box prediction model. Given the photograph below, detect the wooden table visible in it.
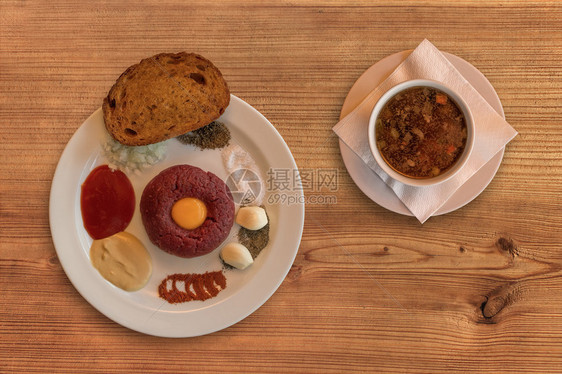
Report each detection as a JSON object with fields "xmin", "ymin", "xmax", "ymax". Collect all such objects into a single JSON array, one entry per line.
[{"xmin": 1, "ymin": 1, "xmax": 561, "ymax": 372}]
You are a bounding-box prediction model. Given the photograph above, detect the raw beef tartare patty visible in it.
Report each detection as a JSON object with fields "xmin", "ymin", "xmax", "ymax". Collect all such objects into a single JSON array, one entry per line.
[{"xmin": 140, "ymin": 165, "xmax": 234, "ymax": 258}]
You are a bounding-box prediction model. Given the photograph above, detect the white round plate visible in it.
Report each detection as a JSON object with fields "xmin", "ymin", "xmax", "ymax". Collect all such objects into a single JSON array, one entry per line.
[
  {"xmin": 339, "ymin": 51, "xmax": 506, "ymax": 216},
  {"xmin": 50, "ymin": 95, "xmax": 304, "ymax": 337}
]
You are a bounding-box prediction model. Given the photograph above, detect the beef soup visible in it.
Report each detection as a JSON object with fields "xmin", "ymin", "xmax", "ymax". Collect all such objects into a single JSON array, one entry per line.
[{"xmin": 375, "ymin": 86, "xmax": 468, "ymax": 179}]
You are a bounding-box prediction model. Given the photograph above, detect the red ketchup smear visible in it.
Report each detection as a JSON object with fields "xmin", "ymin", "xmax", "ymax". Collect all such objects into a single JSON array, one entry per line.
[{"xmin": 81, "ymin": 165, "xmax": 135, "ymax": 240}]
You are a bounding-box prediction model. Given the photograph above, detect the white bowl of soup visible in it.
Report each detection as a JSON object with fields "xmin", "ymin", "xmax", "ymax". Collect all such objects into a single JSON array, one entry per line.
[{"xmin": 368, "ymin": 79, "xmax": 475, "ymax": 187}]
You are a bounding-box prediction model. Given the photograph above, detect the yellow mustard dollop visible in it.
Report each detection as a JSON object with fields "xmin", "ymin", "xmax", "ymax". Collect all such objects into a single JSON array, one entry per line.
[{"xmin": 90, "ymin": 232, "xmax": 152, "ymax": 292}]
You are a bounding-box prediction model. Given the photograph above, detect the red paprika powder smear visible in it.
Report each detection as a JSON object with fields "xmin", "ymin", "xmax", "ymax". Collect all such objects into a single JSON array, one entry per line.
[
  {"xmin": 81, "ymin": 165, "xmax": 135, "ymax": 240},
  {"xmin": 158, "ymin": 271, "xmax": 227, "ymax": 304}
]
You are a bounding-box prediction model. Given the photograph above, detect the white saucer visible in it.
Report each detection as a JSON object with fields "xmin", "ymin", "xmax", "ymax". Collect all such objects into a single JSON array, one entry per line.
[{"xmin": 339, "ymin": 50, "xmax": 506, "ymax": 216}]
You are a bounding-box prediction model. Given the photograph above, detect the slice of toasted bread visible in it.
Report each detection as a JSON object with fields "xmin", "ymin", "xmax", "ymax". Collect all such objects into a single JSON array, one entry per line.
[{"xmin": 102, "ymin": 52, "xmax": 230, "ymax": 146}]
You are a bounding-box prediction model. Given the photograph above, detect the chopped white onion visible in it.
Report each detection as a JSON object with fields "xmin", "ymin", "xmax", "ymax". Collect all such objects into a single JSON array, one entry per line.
[{"xmin": 103, "ymin": 134, "xmax": 167, "ymax": 174}]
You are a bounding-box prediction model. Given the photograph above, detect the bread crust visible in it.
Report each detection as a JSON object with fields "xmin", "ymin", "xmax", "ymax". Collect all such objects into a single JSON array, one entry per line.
[{"xmin": 102, "ymin": 52, "xmax": 230, "ymax": 146}]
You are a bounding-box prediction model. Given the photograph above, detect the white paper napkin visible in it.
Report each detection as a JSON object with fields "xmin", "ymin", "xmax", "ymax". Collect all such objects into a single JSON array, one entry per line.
[{"xmin": 333, "ymin": 40, "xmax": 518, "ymax": 223}]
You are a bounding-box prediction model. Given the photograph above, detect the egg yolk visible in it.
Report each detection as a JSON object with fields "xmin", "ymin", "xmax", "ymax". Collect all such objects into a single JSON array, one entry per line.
[{"xmin": 171, "ymin": 197, "xmax": 207, "ymax": 230}]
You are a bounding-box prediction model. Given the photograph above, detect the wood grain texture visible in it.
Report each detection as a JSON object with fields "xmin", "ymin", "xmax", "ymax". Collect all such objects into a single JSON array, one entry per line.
[{"xmin": 1, "ymin": 0, "xmax": 561, "ymax": 372}]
